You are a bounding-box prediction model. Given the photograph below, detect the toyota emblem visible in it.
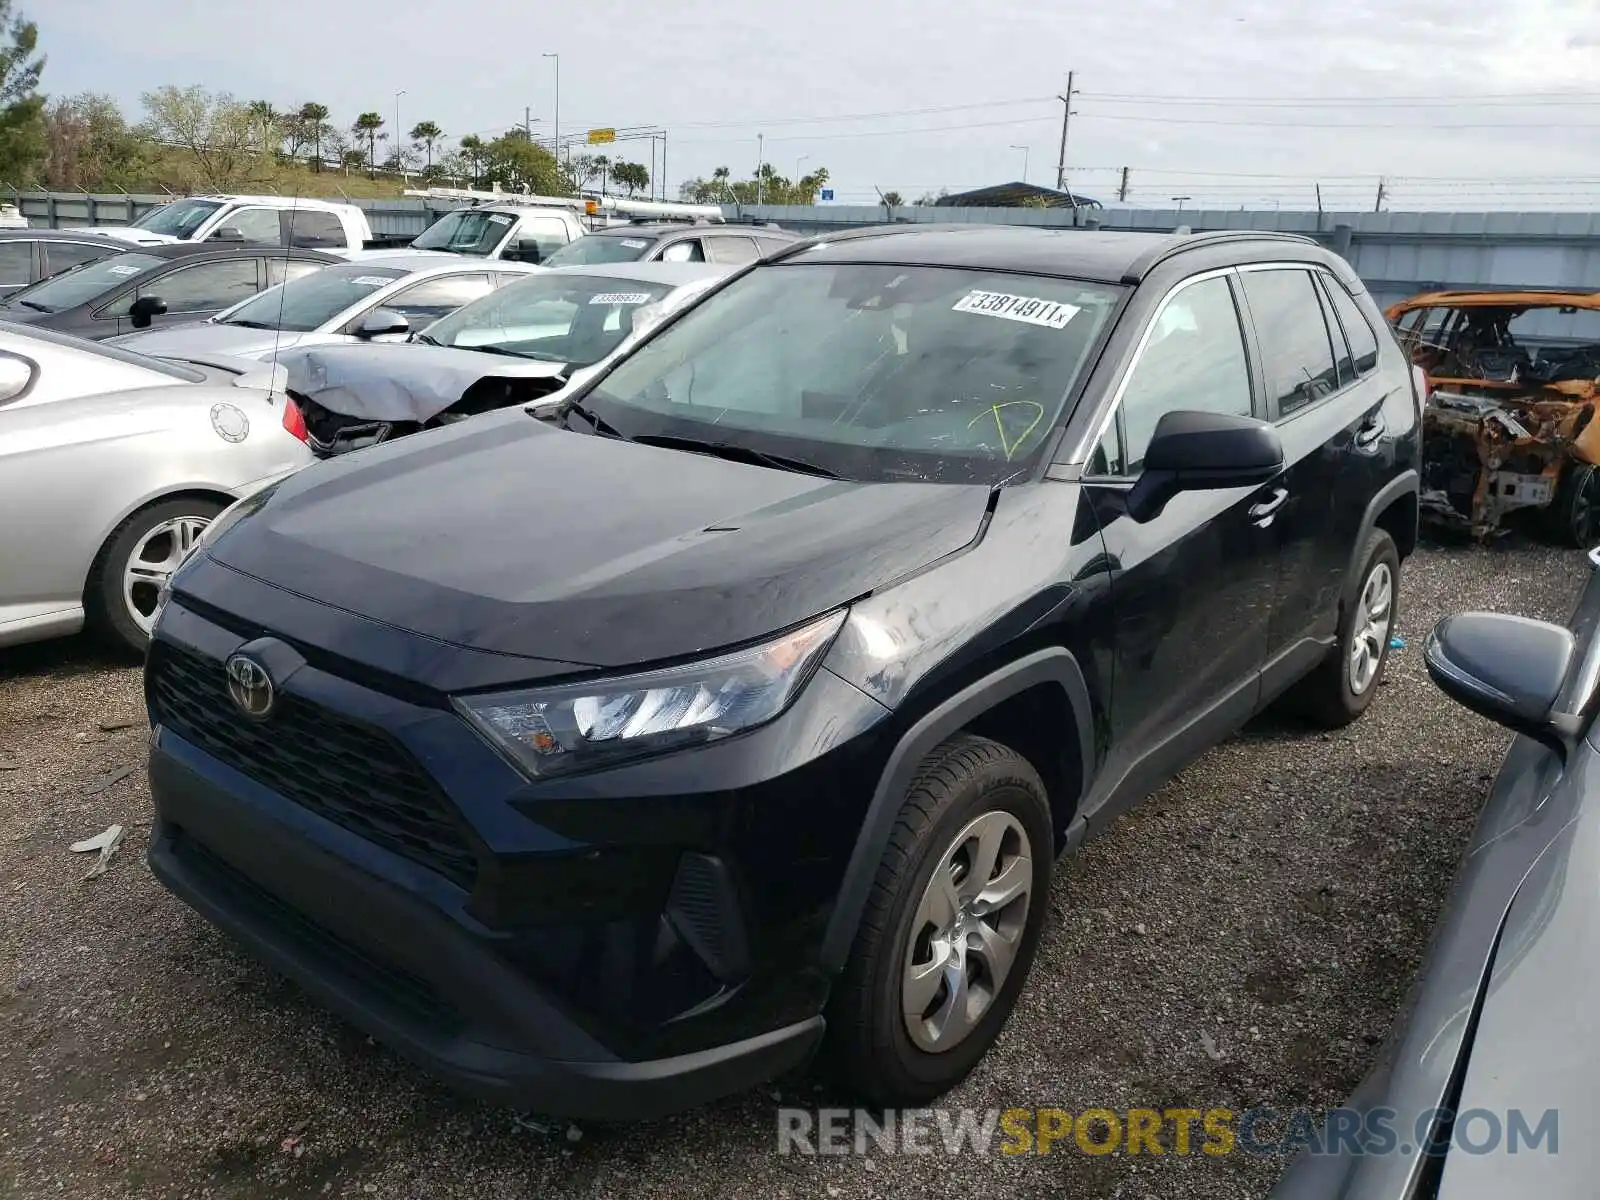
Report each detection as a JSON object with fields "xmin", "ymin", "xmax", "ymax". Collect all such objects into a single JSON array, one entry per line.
[{"xmin": 225, "ymin": 653, "xmax": 275, "ymax": 719}]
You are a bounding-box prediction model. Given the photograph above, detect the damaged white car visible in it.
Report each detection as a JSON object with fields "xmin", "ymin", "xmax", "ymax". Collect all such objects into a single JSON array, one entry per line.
[{"xmin": 276, "ymin": 261, "xmax": 733, "ymax": 457}]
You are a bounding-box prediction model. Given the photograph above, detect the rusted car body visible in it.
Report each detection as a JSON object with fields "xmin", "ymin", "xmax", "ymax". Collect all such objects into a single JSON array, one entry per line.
[{"xmin": 1386, "ymin": 290, "xmax": 1600, "ymax": 543}]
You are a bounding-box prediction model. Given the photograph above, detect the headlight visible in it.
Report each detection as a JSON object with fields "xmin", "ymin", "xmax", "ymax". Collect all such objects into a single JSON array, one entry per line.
[{"xmin": 454, "ymin": 610, "xmax": 847, "ymax": 778}]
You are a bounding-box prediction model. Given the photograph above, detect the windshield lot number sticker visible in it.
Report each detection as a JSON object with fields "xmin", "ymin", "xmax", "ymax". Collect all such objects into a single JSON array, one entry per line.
[
  {"xmin": 620, "ymin": 239, "xmax": 649, "ymax": 248},
  {"xmin": 349, "ymin": 276, "xmax": 392, "ymax": 287},
  {"xmin": 589, "ymin": 292, "xmax": 652, "ymax": 305},
  {"xmin": 953, "ymin": 291, "xmax": 1080, "ymax": 329},
  {"xmin": 487, "ymin": 213, "xmax": 513, "ymax": 225},
  {"xmin": 106, "ymin": 264, "xmax": 142, "ymax": 276}
]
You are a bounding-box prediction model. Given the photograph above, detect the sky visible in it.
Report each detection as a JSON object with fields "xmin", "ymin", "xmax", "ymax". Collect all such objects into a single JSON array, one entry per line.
[{"xmin": 32, "ymin": 0, "xmax": 1600, "ymax": 211}]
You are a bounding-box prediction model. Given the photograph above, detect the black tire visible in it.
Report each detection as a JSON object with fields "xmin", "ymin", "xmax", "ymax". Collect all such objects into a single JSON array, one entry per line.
[
  {"xmin": 1290, "ymin": 528, "xmax": 1401, "ymax": 728},
  {"xmin": 86, "ymin": 497, "xmax": 225, "ymax": 654},
  {"xmin": 1552, "ymin": 462, "xmax": 1600, "ymax": 549},
  {"xmin": 822, "ymin": 734, "xmax": 1053, "ymax": 1106}
]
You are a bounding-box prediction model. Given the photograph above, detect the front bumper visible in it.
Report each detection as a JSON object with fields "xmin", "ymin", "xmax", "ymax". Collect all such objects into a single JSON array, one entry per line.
[
  {"xmin": 147, "ymin": 744, "xmax": 822, "ymax": 1119},
  {"xmin": 143, "ymin": 593, "xmax": 890, "ymax": 1118}
]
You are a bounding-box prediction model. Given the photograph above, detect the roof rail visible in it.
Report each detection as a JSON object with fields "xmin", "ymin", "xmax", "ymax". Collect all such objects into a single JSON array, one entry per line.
[
  {"xmin": 581, "ymin": 193, "xmax": 724, "ymax": 222},
  {"xmin": 404, "ymin": 187, "xmax": 725, "ymax": 224},
  {"xmin": 1120, "ymin": 228, "xmax": 1322, "ymax": 284}
]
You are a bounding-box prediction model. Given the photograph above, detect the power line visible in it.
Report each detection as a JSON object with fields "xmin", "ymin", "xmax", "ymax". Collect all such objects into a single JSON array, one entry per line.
[{"xmin": 1080, "ymin": 89, "xmax": 1600, "ymax": 104}]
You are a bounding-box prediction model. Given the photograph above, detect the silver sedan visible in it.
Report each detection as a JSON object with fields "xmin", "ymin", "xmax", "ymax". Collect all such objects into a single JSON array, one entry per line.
[{"xmin": 0, "ymin": 322, "xmax": 314, "ymax": 652}]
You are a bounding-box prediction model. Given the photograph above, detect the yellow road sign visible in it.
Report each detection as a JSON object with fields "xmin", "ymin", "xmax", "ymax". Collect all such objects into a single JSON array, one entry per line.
[{"xmin": 586, "ymin": 128, "xmax": 616, "ymax": 145}]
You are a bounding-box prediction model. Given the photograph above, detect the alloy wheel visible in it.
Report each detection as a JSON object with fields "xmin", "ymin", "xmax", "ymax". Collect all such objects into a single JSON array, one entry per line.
[
  {"xmin": 901, "ymin": 809, "xmax": 1033, "ymax": 1054},
  {"xmin": 123, "ymin": 516, "xmax": 210, "ymax": 634},
  {"xmin": 1348, "ymin": 560, "xmax": 1394, "ymax": 697}
]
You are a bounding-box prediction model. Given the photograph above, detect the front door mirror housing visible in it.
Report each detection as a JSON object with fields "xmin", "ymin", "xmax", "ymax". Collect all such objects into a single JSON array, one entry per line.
[
  {"xmin": 128, "ymin": 295, "xmax": 168, "ymax": 328},
  {"xmin": 354, "ymin": 308, "xmax": 410, "ymax": 339},
  {"xmin": 1125, "ymin": 409, "xmax": 1285, "ymax": 522},
  {"xmin": 1424, "ymin": 612, "xmax": 1578, "ymax": 755},
  {"xmin": 210, "ymin": 225, "xmax": 246, "ymax": 242}
]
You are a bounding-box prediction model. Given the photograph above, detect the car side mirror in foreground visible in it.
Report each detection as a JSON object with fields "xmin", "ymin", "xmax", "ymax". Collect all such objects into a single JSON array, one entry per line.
[
  {"xmin": 128, "ymin": 295, "xmax": 168, "ymax": 328},
  {"xmin": 1126, "ymin": 409, "xmax": 1285, "ymax": 522},
  {"xmin": 1425, "ymin": 612, "xmax": 1579, "ymax": 755},
  {"xmin": 355, "ymin": 308, "xmax": 410, "ymax": 339}
]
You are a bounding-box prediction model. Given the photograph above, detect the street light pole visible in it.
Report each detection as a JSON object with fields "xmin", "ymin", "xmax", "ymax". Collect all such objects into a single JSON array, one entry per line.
[
  {"xmin": 1171, "ymin": 195, "xmax": 1191, "ymax": 214},
  {"xmin": 1010, "ymin": 144, "xmax": 1029, "ymax": 183},
  {"xmin": 542, "ymin": 53, "xmax": 561, "ymax": 173},
  {"xmin": 795, "ymin": 154, "xmax": 808, "ymax": 187},
  {"xmin": 394, "ymin": 89, "xmax": 406, "ymax": 173}
]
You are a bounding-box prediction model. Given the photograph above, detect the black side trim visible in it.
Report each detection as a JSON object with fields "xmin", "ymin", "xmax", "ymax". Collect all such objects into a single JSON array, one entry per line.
[{"xmin": 818, "ymin": 647, "xmax": 1094, "ymax": 973}]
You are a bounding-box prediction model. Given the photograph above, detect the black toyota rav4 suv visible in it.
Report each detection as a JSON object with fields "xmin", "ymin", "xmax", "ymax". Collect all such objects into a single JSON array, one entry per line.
[{"xmin": 145, "ymin": 225, "xmax": 1421, "ymax": 1119}]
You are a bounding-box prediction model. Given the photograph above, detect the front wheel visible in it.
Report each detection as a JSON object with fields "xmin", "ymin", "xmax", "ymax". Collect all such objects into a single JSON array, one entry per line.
[
  {"xmin": 86, "ymin": 498, "xmax": 223, "ymax": 653},
  {"xmin": 823, "ymin": 734, "xmax": 1053, "ymax": 1106},
  {"xmin": 1552, "ymin": 462, "xmax": 1600, "ymax": 549}
]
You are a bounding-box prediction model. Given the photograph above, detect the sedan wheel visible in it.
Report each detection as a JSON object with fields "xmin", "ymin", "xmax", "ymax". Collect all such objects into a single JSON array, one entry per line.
[{"xmin": 123, "ymin": 516, "xmax": 210, "ymax": 636}]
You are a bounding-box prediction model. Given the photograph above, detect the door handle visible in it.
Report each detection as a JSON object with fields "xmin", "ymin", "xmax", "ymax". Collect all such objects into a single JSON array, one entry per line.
[
  {"xmin": 1354, "ymin": 413, "xmax": 1386, "ymax": 448},
  {"xmin": 1249, "ymin": 487, "xmax": 1289, "ymax": 527}
]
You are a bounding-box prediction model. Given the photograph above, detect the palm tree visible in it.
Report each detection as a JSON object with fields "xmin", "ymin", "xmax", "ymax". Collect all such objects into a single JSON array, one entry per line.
[
  {"xmin": 594, "ymin": 154, "xmax": 611, "ymax": 196},
  {"xmin": 409, "ymin": 121, "xmax": 443, "ymax": 171},
  {"xmin": 459, "ymin": 134, "xmax": 484, "ymax": 187},
  {"xmin": 352, "ymin": 112, "xmax": 385, "ymax": 176},
  {"xmin": 247, "ymin": 101, "xmax": 279, "ymax": 158},
  {"xmin": 299, "ymin": 102, "xmax": 331, "ymax": 171}
]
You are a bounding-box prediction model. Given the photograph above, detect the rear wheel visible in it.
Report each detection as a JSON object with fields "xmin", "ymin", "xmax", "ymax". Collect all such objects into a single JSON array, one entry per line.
[
  {"xmin": 86, "ymin": 498, "xmax": 223, "ymax": 654},
  {"xmin": 1287, "ymin": 528, "xmax": 1400, "ymax": 728},
  {"xmin": 1551, "ymin": 462, "xmax": 1600, "ymax": 548},
  {"xmin": 823, "ymin": 734, "xmax": 1053, "ymax": 1106}
]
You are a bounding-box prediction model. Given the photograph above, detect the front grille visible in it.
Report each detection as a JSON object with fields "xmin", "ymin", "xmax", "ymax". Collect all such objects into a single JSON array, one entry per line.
[
  {"xmin": 170, "ymin": 832, "xmax": 462, "ymax": 1031},
  {"xmin": 149, "ymin": 640, "xmax": 478, "ymax": 890}
]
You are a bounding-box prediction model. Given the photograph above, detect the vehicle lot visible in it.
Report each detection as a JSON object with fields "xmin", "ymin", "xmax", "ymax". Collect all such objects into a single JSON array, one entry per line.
[{"xmin": 0, "ymin": 539, "xmax": 1585, "ymax": 1199}]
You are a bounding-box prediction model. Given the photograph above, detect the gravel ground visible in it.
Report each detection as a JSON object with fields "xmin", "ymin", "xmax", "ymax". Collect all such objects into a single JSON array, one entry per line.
[{"xmin": 0, "ymin": 539, "xmax": 1588, "ymax": 1200}]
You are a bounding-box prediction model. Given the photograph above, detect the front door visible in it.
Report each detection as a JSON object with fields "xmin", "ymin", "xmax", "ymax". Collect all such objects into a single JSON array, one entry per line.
[{"xmin": 1080, "ymin": 270, "xmax": 1283, "ymax": 823}]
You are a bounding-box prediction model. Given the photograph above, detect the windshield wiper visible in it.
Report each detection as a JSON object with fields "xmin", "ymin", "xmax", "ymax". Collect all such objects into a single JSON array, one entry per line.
[
  {"xmin": 558, "ymin": 397, "xmax": 625, "ymax": 438},
  {"xmin": 410, "ymin": 331, "xmax": 441, "ymax": 346},
  {"xmin": 627, "ymin": 434, "xmax": 841, "ymax": 479},
  {"xmin": 223, "ymin": 319, "xmax": 279, "ymax": 330},
  {"xmin": 14, "ymin": 299, "xmax": 51, "ymax": 313}
]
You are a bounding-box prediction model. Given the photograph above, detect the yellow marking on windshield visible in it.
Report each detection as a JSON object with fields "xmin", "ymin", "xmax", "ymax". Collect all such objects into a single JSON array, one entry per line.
[{"xmin": 968, "ymin": 401, "xmax": 1045, "ymax": 460}]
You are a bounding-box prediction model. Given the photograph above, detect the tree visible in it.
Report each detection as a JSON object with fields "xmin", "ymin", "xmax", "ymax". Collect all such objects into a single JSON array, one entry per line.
[
  {"xmin": 565, "ymin": 152, "xmax": 600, "ymax": 191},
  {"xmin": 139, "ymin": 85, "xmax": 257, "ymax": 190},
  {"xmin": 478, "ymin": 127, "xmax": 563, "ymax": 194},
  {"xmin": 41, "ymin": 93, "xmax": 149, "ymax": 190},
  {"xmin": 610, "ymin": 160, "xmax": 648, "ymax": 196},
  {"xmin": 678, "ymin": 163, "xmax": 830, "ymax": 206},
  {"xmin": 351, "ymin": 111, "xmax": 384, "ymax": 175},
  {"xmin": 458, "ymin": 134, "xmax": 484, "ymax": 187},
  {"xmin": 881, "ymin": 191, "xmax": 903, "ymax": 207},
  {"xmin": 913, "ymin": 188, "xmax": 948, "ymax": 206},
  {"xmin": 297, "ymin": 101, "xmax": 330, "ymax": 170},
  {"xmin": 0, "ymin": 1, "xmax": 45, "ymax": 183},
  {"xmin": 246, "ymin": 100, "xmax": 279, "ymax": 158},
  {"xmin": 409, "ymin": 120, "xmax": 442, "ymax": 171},
  {"xmin": 592, "ymin": 153, "xmax": 611, "ymax": 194}
]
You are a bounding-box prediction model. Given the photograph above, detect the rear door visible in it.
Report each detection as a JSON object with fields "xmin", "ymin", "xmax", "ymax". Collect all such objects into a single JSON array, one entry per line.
[
  {"xmin": 99, "ymin": 258, "xmax": 264, "ymax": 334},
  {"xmin": 1081, "ymin": 268, "xmax": 1282, "ymax": 818}
]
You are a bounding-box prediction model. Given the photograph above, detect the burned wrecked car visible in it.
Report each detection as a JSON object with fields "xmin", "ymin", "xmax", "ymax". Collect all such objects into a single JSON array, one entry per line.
[
  {"xmin": 276, "ymin": 261, "xmax": 733, "ymax": 457},
  {"xmin": 1387, "ymin": 289, "xmax": 1600, "ymax": 543}
]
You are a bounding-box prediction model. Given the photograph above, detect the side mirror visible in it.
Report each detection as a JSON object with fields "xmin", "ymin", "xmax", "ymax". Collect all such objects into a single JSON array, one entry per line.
[
  {"xmin": 210, "ymin": 226, "xmax": 246, "ymax": 242},
  {"xmin": 505, "ymin": 240, "xmax": 543, "ymax": 264},
  {"xmin": 0, "ymin": 354, "xmax": 33, "ymax": 402},
  {"xmin": 128, "ymin": 295, "xmax": 168, "ymax": 328},
  {"xmin": 355, "ymin": 308, "xmax": 410, "ymax": 339},
  {"xmin": 1425, "ymin": 612, "xmax": 1578, "ymax": 755},
  {"xmin": 1125, "ymin": 409, "xmax": 1285, "ymax": 522}
]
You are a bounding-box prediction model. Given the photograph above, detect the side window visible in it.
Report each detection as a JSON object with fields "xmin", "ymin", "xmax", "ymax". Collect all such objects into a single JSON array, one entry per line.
[
  {"xmin": 510, "ymin": 219, "xmax": 573, "ymax": 263},
  {"xmin": 706, "ymin": 236, "xmax": 759, "ymax": 265},
  {"xmin": 381, "ymin": 273, "xmax": 494, "ymax": 323},
  {"xmin": 137, "ymin": 259, "xmax": 262, "ymax": 312},
  {"xmin": 1321, "ymin": 274, "xmax": 1381, "ymax": 377},
  {"xmin": 1239, "ymin": 268, "xmax": 1340, "ymax": 418},
  {"xmin": 43, "ymin": 241, "xmax": 113, "ymax": 277},
  {"xmin": 659, "ymin": 238, "xmax": 706, "ymax": 263},
  {"xmin": 266, "ymin": 257, "xmax": 326, "ymax": 287},
  {"xmin": 1096, "ymin": 274, "xmax": 1253, "ymax": 476},
  {"xmin": 0, "ymin": 240, "xmax": 32, "ymax": 287},
  {"xmin": 756, "ymin": 237, "xmax": 792, "ymax": 257},
  {"xmin": 283, "ymin": 210, "xmax": 346, "ymax": 249},
  {"xmin": 1315, "ymin": 277, "xmax": 1355, "ymax": 387},
  {"xmin": 210, "ymin": 207, "xmax": 282, "ymax": 245}
]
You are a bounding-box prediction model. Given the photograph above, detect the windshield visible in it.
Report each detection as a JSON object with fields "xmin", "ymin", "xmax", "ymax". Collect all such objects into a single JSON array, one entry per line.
[
  {"xmin": 130, "ymin": 198, "xmax": 223, "ymax": 238},
  {"xmin": 220, "ymin": 264, "xmax": 406, "ymax": 332},
  {"xmin": 412, "ymin": 210, "xmax": 515, "ymax": 255},
  {"xmin": 3, "ymin": 252, "xmax": 164, "ymax": 313},
  {"xmin": 582, "ymin": 263, "xmax": 1122, "ymax": 485},
  {"xmin": 541, "ymin": 235, "xmax": 654, "ymax": 267},
  {"xmin": 421, "ymin": 272, "xmax": 677, "ymax": 364}
]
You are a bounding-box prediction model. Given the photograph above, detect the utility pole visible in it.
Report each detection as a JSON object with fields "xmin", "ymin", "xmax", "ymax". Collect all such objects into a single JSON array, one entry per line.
[
  {"xmin": 1054, "ymin": 71, "xmax": 1075, "ymax": 193},
  {"xmin": 662, "ymin": 130, "xmax": 668, "ymax": 201},
  {"xmin": 757, "ymin": 133, "xmax": 764, "ymax": 205},
  {"xmin": 525, "ymin": 106, "xmax": 532, "ymax": 140},
  {"xmin": 394, "ymin": 89, "xmax": 405, "ymax": 173},
  {"xmin": 1315, "ymin": 182, "xmax": 1324, "ymax": 219},
  {"xmin": 1118, "ymin": 166, "xmax": 1129, "ymax": 203},
  {"xmin": 1374, "ymin": 177, "xmax": 1387, "ymax": 212},
  {"xmin": 542, "ymin": 53, "xmax": 560, "ymax": 172}
]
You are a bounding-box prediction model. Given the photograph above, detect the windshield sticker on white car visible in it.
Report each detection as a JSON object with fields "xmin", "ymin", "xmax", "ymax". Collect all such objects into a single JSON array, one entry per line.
[
  {"xmin": 487, "ymin": 213, "xmax": 514, "ymax": 225},
  {"xmin": 349, "ymin": 276, "xmax": 393, "ymax": 287},
  {"xmin": 620, "ymin": 239, "xmax": 649, "ymax": 249},
  {"xmin": 589, "ymin": 292, "xmax": 653, "ymax": 305},
  {"xmin": 106, "ymin": 264, "xmax": 142, "ymax": 276},
  {"xmin": 952, "ymin": 291, "xmax": 1081, "ymax": 330}
]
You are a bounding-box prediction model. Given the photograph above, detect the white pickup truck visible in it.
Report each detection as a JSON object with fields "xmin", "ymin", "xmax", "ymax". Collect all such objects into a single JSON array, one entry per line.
[{"xmin": 80, "ymin": 195, "xmax": 373, "ymax": 252}]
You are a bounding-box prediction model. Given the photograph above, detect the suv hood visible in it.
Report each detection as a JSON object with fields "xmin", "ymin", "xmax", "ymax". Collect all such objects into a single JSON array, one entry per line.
[{"xmin": 208, "ymin": 411, "xmax": 991, "ymax": 666}]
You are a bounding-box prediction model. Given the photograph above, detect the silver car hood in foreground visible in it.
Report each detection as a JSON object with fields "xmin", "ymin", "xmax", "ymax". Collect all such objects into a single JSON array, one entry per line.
[
  {"xmin": 109, "ymin": 323, "xmax": 336, "ymax": 362},
  {"xmin": 277, "ymin": 342, "xmax": 567, "ymax": 423}
]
